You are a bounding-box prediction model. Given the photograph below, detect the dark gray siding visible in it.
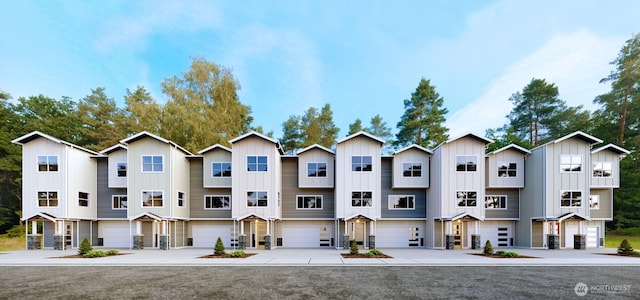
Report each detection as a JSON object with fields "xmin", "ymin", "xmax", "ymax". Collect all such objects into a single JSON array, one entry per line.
[
  {"xmin": 381, "ymin": 158, "xmax": 427, "ymax": 218},
  {"xmin": 189, "ymin": 159, "xmax": 232, "ymax": 218},
  {"xmin": 97, "ymin": 159, "xmax": 127, "ymax": 219},
  {"xmin": 77, "ymin": 220, "xmax": 92, "ymax": 247},
  {"xmin": 282, "ymin": 157, "xmax": 335, "ymax": 218},
  {"xmin": 485, "ymin": 188, "xmax": 520, "ymax": 219}
]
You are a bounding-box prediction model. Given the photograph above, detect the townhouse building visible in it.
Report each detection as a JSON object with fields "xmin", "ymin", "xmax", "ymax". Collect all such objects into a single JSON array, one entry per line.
[{"xmin": 14, "ymin": 130, "xmax": 627, "ymax": 251}]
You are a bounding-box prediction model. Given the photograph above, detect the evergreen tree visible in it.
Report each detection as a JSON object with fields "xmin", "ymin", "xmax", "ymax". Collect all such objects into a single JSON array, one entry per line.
[
  {"xmin": 280, "ymin": 104, "xmax": 339, "ymax": 151},
  {"xmin": 348, "ymin": 119, "xmax": 363, "ymax": 136},
  {"xmin": 124, "ymin": 86, "xmax": 162, "ymax": 135},
  {"xmin": 396, "ymin": 78, "xmax": 449, "ymax": 148},
  {"xmin": 78, "ymin": 238, "xmax": 93, "ymax": 255},
  {"xmin": 350, "ymin": 240, "xmax": 359, "ymax": 255},
  {"xmin": 76, "ymin": 87, "xmax": 127, "ymax": 151},
  {"xmin": 214, "ymin": 237, "xmax": 226, "ymax": 255}
]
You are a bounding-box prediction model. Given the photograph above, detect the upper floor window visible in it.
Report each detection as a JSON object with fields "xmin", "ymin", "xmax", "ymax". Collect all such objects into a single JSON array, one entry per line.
[
  {"xmin": 389, "ymin": 195, "xmax": 415, "ymax": 209},
  {"xmin": 142, "ymin": 155, "xmax": 163, "ymax": 172},
  {"xmin": 247, "ymin": 191, "xmax": 268, "ymax": 207},
  {"xmin": 560, "ymin": 155, "xmax": 582, "ymax": 173},
  {"xmin": 351, "ymin": 191, "xmax": 372, "ymax": 207},
  {"xmin": 247, "ymin": 156, "xmax": 268, "ymax": 172},
  {"xmin": 205, "ymin": 195, "xmax": 230, "ymax": 209},
  {"xmin": 177, "ymin": 191, "xmax": 185, "ymax": 207},
  {"xmin": 212, "ymin": 162, "xmax": 232, "ymax": 177},
  {"xmin": 352, "ymin": 156, "xmax": 372, "ymax": 172},
  {"xmin": 560, "ymin": 191, "xmax": 582, "ymax": 207},
  {"xmin": 498, "ymin": 162, "xmax": 517, "ymax": 177},
  {"xmin": 297, "ymin": 195, "xmax": 323, "ymax": 209},
  {"xmin": 117, "ymin": 163, "xmax": 127, "ymax": 177},
  {"xmin": 485, "ymin": 195, "xmax": 506, "ymax": 209},
  {"xmin": 78, "ymin": 192, "xmax": 89, "ymax": 207},
  {"xmin": 142, "ymin": 190, "xmax": 163, "ymax": 207},
  {"xmin": 456, "ymin": 156, "xmax": 477, "ymax": 172},
  {"xmin": 456, "ymin": 191, "xmax": 477, "ymax": 207},
  {"xmin": 589, "ymin": 195, "xmax": 599, "ymax": 209},
  {"xmin": 113, "ymin": 195, "xmax": 127, "ymax": 210},
  {"xmin": 593, "ymin": 162, "xmax": 612, "ymax": 177},
  {"xmin": 38, "ymin": 191, "xmax": 58, "ymax": 207},
  {"xmin": 38, "ymin": 156, "xmax": 58, "ymax": 172},
  {"xmin": 403, "ymin": 163, "xmax": 422, "ymax": 177},
  {"xmin": 307, "ymin": 162, "xmax": 327, "ymax": 177}
]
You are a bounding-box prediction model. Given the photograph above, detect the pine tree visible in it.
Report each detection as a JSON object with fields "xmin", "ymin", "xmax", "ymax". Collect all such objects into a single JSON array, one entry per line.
[
  {"xmin": 214, "ymin": 237, "xmax": 226, "ymax": 255},
  {"xmin": 78, "ymin": 238, "xmax": 93, "ymax": 255},
  {"xmin": 483, "ymin": 240, "xmax": 494, "ymax": 255},
  {"xmin": 350, "ymin": 240, "xmax": 359, "ymax": 255},
  {"xmin": 617, "ymin": 239, "xmax": 634, "ymax": 255},
  {"xmin": 396, "ymin": 78, "xmax": 449, "ymax": 148}
]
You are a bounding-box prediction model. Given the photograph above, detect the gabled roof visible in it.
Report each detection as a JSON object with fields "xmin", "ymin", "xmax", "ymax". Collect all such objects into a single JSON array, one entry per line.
[
  {"xmin": 235, "ymin": 213, "xmax": 269, "ymax": 221},
  {"xmin": 229, "ymin": 131, "xmax": 285, "ymax": 154},
  {"xmin": 343, "ymin": 213, "xmax": 376, "ymax": 221},
  {"xmin": 535, "ymin": 212, "xmax": 590, "ymax": 222},
  {"xmin": 488, "ymin": 144, "xmax": 531, "ymax": 156},
  {"xmin": 436, "ymin": 212, "xmax": 483, "ymax": 222},
  {"xmin": 337, "ymin": 131, "xmax": 386, "ymax": 145},
  {"xmin": 591, "ymin": 144, "xmax": 631, "ymax": 156},
  {"xmin": 552, "ymin": 131, "xmax": 602, "ymax": 146},
  {"xmin": 442, "ymin": 132, "xmax": 493, "ymax": 146},
  {"xmin": 393, "ymin": 144, "xmax": 433, "ymax": 155},
  {"xmin": 100, "ymin": 144, "xmax": 127, "ymax": 155},
  {"xmin": 297, "ymin": 144, "xmax": 335, "ymax": 155},
  {"xmin": 22, "ymin": 212, "xmax": 58, "ymax": 222},
  {"xmin": 198, "ymin": 144, "xmax": 232, "ymax": 155},
  {"xmin": 129, "ymin": 212, "xmax": 164, "ymax": 221},
  {"xmin": 120, "ymin": 131, "xmax": 193, "ymax": 155},
  {"xmin": 12, "ymin": 131, "xmax": 99, "ymax": 156}
]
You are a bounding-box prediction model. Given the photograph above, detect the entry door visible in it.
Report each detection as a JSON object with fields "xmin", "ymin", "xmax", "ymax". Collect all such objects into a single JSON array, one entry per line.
[
  {"xmin": 256, "ymin": 221, "xmax": 267, "ymax": 249},
  {"xmin": 351, "ymin": 222, "xmax": 366, "ymax": 247},
  {"xmin": 246, "ymin": 221, "xmax": 267, "ymax": 248},
  {"xmin": 452, "ymin": 223, "xmax": 462, "ymax": 249}
]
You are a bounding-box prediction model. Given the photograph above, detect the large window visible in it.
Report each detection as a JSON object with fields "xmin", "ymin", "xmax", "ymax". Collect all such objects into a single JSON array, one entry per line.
[
  {"xmin": 389, "ymin": 195, "xmax": 415, "ymax": 209},
  {"xmin": 142, "ymin": 191, "xmax": 163, "ymax": 207},
  {"xmin": 485, "ymin": 195, "xmax": 506, "ymax": 209},
  {"xmin": 561, "ymin": 191, "xmax": 582, "ymax": 207},
  {"xmin": 117, "ymin": 162, "xmax": 127, "ymax": 177},
  {"xmin": 247, "ymin": 156, "xmax": 268, "ymax": 172},
  {"xmin": 212, "ymin": 162, "xmax": 231, "ymax": 177},
  {"xmin": 247, "ymin": 191, "xmax": 268, "ymax": 207},
  {"xmin": 593, "ymin": 162, "xmax": 612, "ymax": 177},
  {"xmin": 307, "ymin": 162, "xmax": 327, "ymax": 177},
  {"xmin": 297, "ymin": 195, "xmax": 323, "ymax": 209},
  {"xmin": 38, "ymin": 156, "xmax": 58, "ymax": 172},
  {"xmin": 498, "ymin": 162, "xmax": 517, "ymax": 177},
  {"xmin": 456, "ymin": 156, "xmax": 477, "ymax": 172},
  {"xmin": 351, "ymin": 191, "xmax": 372, "ymax": 207},
  {"xmin": 456, "ymin": 191, "xmax": 477, "ymax": 207},
  {"xmin": 113, "ymin": 195, "xmax": 127, "ymax": 209},
  {"xmin": 177, "ymin": 191, "xmax": 185, "ymax": 207},
  {"xmin": 403, "ymin": 163, "xmax": 422, "ymax": 177},
  {"xmin": 205, "ymin": 195, "xmax": 230, "ymax": 209},
  {"xmin": 78, "ymin": 192, "xmax": 89, "ymax": 207},
  {"xmin": 560, "ymin": 155, "xmax": 582, "ymax": 173},
  {"xmin": 38, "ymin": 191, "xmax": 58, "ymax": 207},
  {"xmin": 352, "ymin": 156, "xmax": 372, "ymax": 172},
  {"xmin": 589, "ymin": 195, "xmax": 599, "ymax": 209},
  {"xmin": 142, "ymin": 155, "xmax": 163, "ymax": 172}
]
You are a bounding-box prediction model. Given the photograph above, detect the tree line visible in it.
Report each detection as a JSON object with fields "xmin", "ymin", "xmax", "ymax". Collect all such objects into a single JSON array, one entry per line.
[{"xmin": 1, "ymin": 34, "xmax": 638, "ymax": 234}]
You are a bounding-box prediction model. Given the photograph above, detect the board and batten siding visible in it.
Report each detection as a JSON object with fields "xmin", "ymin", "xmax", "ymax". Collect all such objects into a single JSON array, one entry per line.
[
  {"xmin": 381, "ymin": 157, "xmax": 426, "ymax": 218},
  {"xmin": 589, "ymin": 188, "xmax": 613, "ymax": 220},
  {"xmin": 202, "ymin": 148, "xmax": 232, "ymax": 188},
  {"xmin": 169, "ymin": 145, "xmax": 190, "ymax": 219},
  {"xmin": 189, "ymin": 158, "xmax": 232, "ymax": 219},
  {"xmin": 107, "ymin": 148, "xmax": 127, "ymax": 188},
  {"xmin": 484, "ymin": 188, "xmax": 519, "ymax": 219},
  {"xmin": 297, "ymin": 147, "xmax": 334, "ymax": 188},
  {"xmin": 127, "ymin": 136, "xmax": 172, "ymax": 218},
  {"xmin": 485, "ymin": 149, "xmax": 526, "ymax": 188},
  {"xmin": 66, "ymin": 145, "xmax": 97, "ymax": 220},
  {"xmin": 281, "ymin": 157, "xmax": 335, "ymax": 219},
  {"xmin": 97, "ymin": 158, "xmax": 127, "ymax": 219},
  {"xmin": 392, "ymin": 148, "xmax": 430, "ymax": 188},
  {"xmin": 590, "ymin": 150, "xmax": 621, "ymax": 188}
]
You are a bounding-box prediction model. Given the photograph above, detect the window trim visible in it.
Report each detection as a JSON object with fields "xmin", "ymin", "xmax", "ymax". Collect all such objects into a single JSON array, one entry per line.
[
  {"xmin": 37, "ymin": 191, "xmax": 59, "ymax": 207},
  {"xmin": 212, "ymin": 162, "xmax": 232, "ymax": 178},
  {"xmin": 589, "ymin": 194, "xmax": 600, "ymax": 210},
  {"xmin": 456, "ymin": 191, "xmax": 478, "ymax": 207},
  {"xmin": 117, "ymin": 162, "xmax": 127, "ymax": 177},
  {"xmin": 497, "ymin": 161, "xmax": 517, "ymax": 178},
  {"xmin": 247, "ymin": 191, "xmax": 268, "ymax": 207},
  {"xmin": 351, "ymin": 191, "xmax": 373, "ymax": 207},
  {"xmin": 37, "ymin": 155, "xmax": 59, "ymax": 172},
  {"xmin": 246, "ymin": 155, "xmax": 268, "ymax": 172},
  {"xmin": 560, "ymin": 190, "xmax": 582, "ymax": 207},
  {"xmin": 455, "ymin": 155, "xmax": 478, "ymax": 172},
  {"xmin": 204, "ymin": 195, "xmax": 231, "ymax": 210},
  {"xmin": 485, "ymin": 195, "xmax": 507, "ymax": 210},
  {"xmin": 307, "ymin": 162, "xmax": 328, "ymax": 178},
  {"xmin": 177, "ymin": 191, "xmax": 185, "ymax": 207},
  {"xmin": 141, "ymin": 155, "xmax": 164, "ymax": 173},
  {"xmin": 141, "ymin": 190, "xmax": 164, "ymax": 208},
  {"xmin": 351, "ymin": 156, "xmax": 373, "ymax": 172},
  {"xmin": 112, "ymin": 195, "xmax": 127, "ymax": 210},
  {"xmin": 296, "ymin": 195, "xmax": 323, "ymax": 210},
  {"xmin": 560, "ymin": 155, "xmax": 582, "ymax": 173},
  {"xmin": 388, "ymin": 195, "xmax": 415, "ymax": 210},
  {"xmin": 78, "ymin": 191, "xmax": 89, "ymax": 207},
  {"xmin": 402, "ymin": 162, "xmax": 422, "ymax": 178},
  {"xmin": 592, "ymin": 162, "xmax": 613, "ymax": 178}
]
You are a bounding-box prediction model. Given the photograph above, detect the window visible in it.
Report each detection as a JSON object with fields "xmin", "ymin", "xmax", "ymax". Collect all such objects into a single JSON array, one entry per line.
[
  {"xmin": 389, "ymin": 195, "xmax": 415, "ymax": 209},
  {"xmin": 142, "ymin": 191, "xmax": 163, "ymax": 207},
  {"xmin": 117, "ymin": 163, "xmax": 127, "ymax": 177},
  {"xmin": 403, "ymin": 163, "xmax": 422, "ymax": 177},
  {"xmin": 297, "ymin": 195, "xmax": 323, "ymax": 209},
  {"xmin": 456, "ymin": 191, "xmax": 477, "ymax": 207},
  {"xmin": 352, "ymin": 156, "xmax": 372, "ymax": 172},
  {"xmin": 498, "ymin": 162, "xmax": 517, "ymax": 177},
  {"xmin": 177, "ymin": 191, "xmax": 185, "ymax": 207},
  {"xmin": 78, "ymin": 192, "xmax": 89, "ymax": 207},
  {"xmin": 113, "ymin": 195, "xmax": 127, "ymax": 209},
  {"xmin": 307, "ymin": 162, "xmax": 327, "ymax": 177},
  {"xmin": 589, "ymin": 195, "xmax": 599, "ymax": 209},
  {"xmin": 37, "ymin": 156, "xmax": 58, "ymax": 172},
  {"xmin": 142, "ymin": 155, "xmax": 163, "ymax": 172},
  {"xmin": 38, "ymin": 191, "xmax": 58, "ymax": 207},
  {"xmin": 561, "ymin": 191, "xmax": 582, "ymax": 207},
  {"xmin": 456, "ymin": 156, "xmax": 477, "ymax": 172},
  {"xmin": 351, "ymin": 191, "xmax": 372, "ymax": 207},
  {"xmin": 560, "ymin": 155, "xmax": 582, "ymax": 172},
  {"xmin": 247, "ymin": 191, "xmax": 268, "ymax": 207},
  {"xmin": 205, "ymin": 195, "xmax": 230, "ymax": 209},
  {"xmin": 247, "ymin": 156, "xmax": 267, "ymax": 172},
  {"xmin": 212, "ymin": 162, "xmax": 232, "ymax": 177},
  {"xmin": 593, "ymin": 162, "xmax": 612, "ymax": 177},
  {"xmin": 485, "ymin": 195, "xmax": 507, "ymax": 209}
]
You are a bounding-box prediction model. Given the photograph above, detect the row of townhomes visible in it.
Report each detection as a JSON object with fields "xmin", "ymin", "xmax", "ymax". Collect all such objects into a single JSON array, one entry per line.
[{"xmin": 13, "ymin": 129, "xmax": 629, "ymax": 251}]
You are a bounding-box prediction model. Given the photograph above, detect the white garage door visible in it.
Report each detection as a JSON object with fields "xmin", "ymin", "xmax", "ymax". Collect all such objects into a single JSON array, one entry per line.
[
  {"xmin": 479, "ymin": 226, "xmax": 511, "ymax": 248},
  {"xmin": 586, "ymin": 227, "xmax": 599, "ymax": 248},
  {"xmin": 192, "ymin": 226, "xmax": 233, "ymax": 248},
  {"xmin": 103, "ymin": 225, "xmax": 131, "ymax": 248},
  {"xmin": 376, "ymin": 223, "xmax": 422, "ymax": 248},
  {"xmin": 564, "ymin": 222, "xmax": 578, "ymax": 248},
  {"xmin": 282, "ymin": 227, "xmax": 327, "ymax": 248}
]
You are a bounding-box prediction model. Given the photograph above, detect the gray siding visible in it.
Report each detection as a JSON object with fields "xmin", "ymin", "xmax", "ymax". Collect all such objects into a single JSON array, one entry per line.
[
  {"xmin": 97, "ymin": 159, "xmax": 127, "ymax": 219},
  {"xmin": 282, "ymin": 157, "xmax": 335, "ymax": 218},
  {"xmin": 381, "ymin": 158, "xmax": 426, "ymax": 218},
  {"xmin": 589, "ymin": 188, "xmax": 613, "ymax": 219},
  {"xmin": 189, "ymin": 159, "xmax": 232, "ymax": 218},
  {"xmin": 484, "ymin": 188, "xmax": 519, "ymax": 219}
]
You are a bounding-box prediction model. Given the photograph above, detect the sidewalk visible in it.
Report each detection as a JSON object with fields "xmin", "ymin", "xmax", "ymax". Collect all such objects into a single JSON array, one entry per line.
[{"xmin": 2, "ymin": 247, "xmax": 639, "ymax": 266}]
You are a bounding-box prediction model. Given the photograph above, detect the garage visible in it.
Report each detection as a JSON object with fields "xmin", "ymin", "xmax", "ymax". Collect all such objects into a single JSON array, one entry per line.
[
  {"xmin": 192, "ymin": 226, "xmax": 234, "ymax": 248},
  {"xmin": 281, "ymin": 223, "xmax": 332, "ymax": 248},
  {"xmin": 376, "ymin": 221, "xmax": 423, "ymax": 248},
  {"xmin": 478, "ymin": 224, "xmax": 512, "ymax": 248},
  {"xmin": 102, "ymin": 224, "xmax": 131, "ymax": 248}
]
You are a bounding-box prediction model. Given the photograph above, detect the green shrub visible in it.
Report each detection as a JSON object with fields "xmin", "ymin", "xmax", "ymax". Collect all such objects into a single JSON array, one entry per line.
[
  {"xmin": 350, "ymin": 240, "xmax": 359, "ymax": 255},
  {"xmin": 83, "ymin": 250, "xmax": 106, "ymax": 258},
  {"xmin": 5, "ymin": 225, "xmax": 25, "ymax": 238},
  {"xmin": 78, "ymin": 238, "xmax": 93, "ymax": 255},
  {"xmin": 483, "ymin": 240, "xmax": 493, "ymax": 255},
  {"xmin": 364, "ymin": 252, "xmax": 374, "ymax": 257},
  {"xmin": 106, "ymin": 249, "xmax": 120, "ymax": 256},
  {"xmin": 368, "ymin": 249, "xmax": 383, "ymax": 255},
  {"xmin": 214, "ymin": 237, "xmax": 226, "ymax": 255},
  {"xmin": 495, "ymin": 250, "xmax": 506, "ymax": 256},
  {"xmin": 502, "ymin": 251, "xmax": 520, "ymax": 258},
  {"xmin": 618, "ymin": 239, "xmax": 634, "ymax": 255},
  {"xmin": 229, "ymin": 250, "xmax": 244, "ymax": 257}
]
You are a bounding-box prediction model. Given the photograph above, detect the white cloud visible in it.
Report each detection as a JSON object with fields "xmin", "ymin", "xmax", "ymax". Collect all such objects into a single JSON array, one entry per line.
[{"xmin": 446, "ymin": 30, "xmax": 623, "ymax": 137}]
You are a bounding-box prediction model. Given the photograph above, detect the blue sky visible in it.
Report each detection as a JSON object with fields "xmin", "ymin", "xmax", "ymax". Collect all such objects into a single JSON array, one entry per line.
[{"xmin": 2, "ymin": 1, "xmax": 638, "ymax": 141}]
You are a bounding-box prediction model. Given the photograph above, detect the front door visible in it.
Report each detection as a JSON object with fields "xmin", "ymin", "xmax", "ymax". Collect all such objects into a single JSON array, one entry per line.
[
  {"xmin": 350, "ymin": 221, "xmax": 367, "ymax": 248},
  {"xmin": 245, "ymin": 220, "xmax": 267, "ymax": 249},
  {"xmin": 452, "ymin": 222, "xmax": 462, "ymax": 249}
]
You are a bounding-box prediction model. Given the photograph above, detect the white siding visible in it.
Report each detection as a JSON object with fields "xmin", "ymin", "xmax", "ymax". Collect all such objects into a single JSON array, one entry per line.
[
  {"xmin": 107, "ymin": 148, "xmax": 127, "ymax": 188},
  {"xmin": 590, "ymin": 151, "xmax": 620, "ymax": 188},
  {"xmin": 486, "ymin": 149, "xmax": 525, "ymax": 188},
  {"xmin": 392, "ymin": 148, "xmax": 430, "ymax": 188},
  {"xmin": 66, "ymin": 146, "xmax": 97, "ymax": 219},
  {"xmin": 127, "ymin": 137, "xmax": 172, "ymax": 218},
  {"xmin": 22, "ymin": 138, "xmax": 67, "ymax": 219},
  {"xmin": 298, "ymin": 148, "xmax": 335, "ymax": 188},
  {"xmin": 544, "ymin": 140, "xmax": 591, "ymax": 218},
  {"xmin": 203, "ymin": 149, "xmax": 232, "ymax": 188}
]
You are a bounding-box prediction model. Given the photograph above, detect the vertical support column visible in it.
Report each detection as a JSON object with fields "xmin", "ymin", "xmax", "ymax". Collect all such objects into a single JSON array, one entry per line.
[
  {"xmin": 238, "ymin": 221, "xmax": 246, "ymax": 249},
  {"xmin": 133, "ymin": 221, "xmax": 144, "ymax": 250},
  {"xmin": 28, "ymin": 221, "xmax": 42, "ymax": 250},
  {"xmin": 53, "ymin": 220, "xmax": 64, "ymax": 250},
  {"xmin": 368, "ymin": 220, "xmax": 375, "ymax": 250},
  {"xmin": 342, "ymin": 220, "xmax": 349, "ymax": 250},
  {"xmin": 548, "ymin": 221, "xmax": 560, "ymax": 250},
  {"xmin": 159, "ymin": 220, "xmax": 169, "ymax": 250},
  {"xmin": 264, "ymin": 219, "xmax": 272, "ymax": 250}
]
